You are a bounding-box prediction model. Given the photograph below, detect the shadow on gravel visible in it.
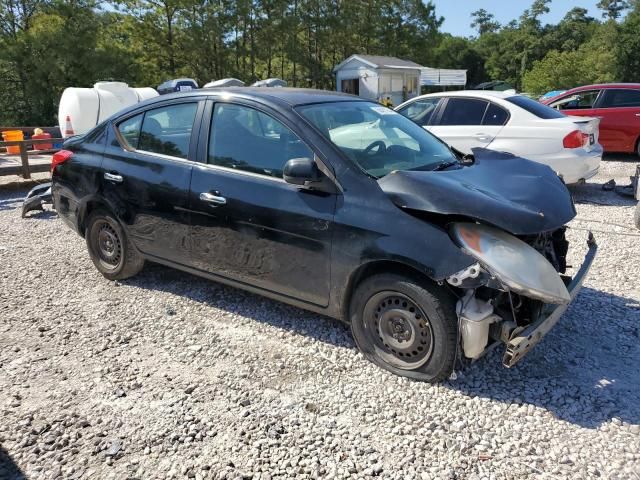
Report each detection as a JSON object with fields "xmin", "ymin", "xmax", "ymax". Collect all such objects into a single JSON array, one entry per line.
[
  {"xmin": 124, "ymin": 263, "xmax": 355, "ymax": 349},
  {"xmin": 0, "ymin": 196, "xmax": 23, "ymax": 212},
  {"xmin": 125, "ymin": 263, "xmax": 639, "ymax": 429},
  {"xmin": 22, "ymin": 210, "xmax": 57, "ymax": 220},
  {"xmin": 570, "ymin": 183, "xmax": 637, "ymax": 208},
  {"xmin": 0, "ymin": 445, "xmax": 26, "ymax": 480},
  {"xmin": 447, "ymin": 287, "xmax": 640, "ymax": 429}
]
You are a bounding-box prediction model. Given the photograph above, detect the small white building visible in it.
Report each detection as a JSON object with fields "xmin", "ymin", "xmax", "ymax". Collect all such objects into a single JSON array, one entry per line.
[{"xmin": 333, "ymin": 54, "xmax": 423, "ymax": 106}]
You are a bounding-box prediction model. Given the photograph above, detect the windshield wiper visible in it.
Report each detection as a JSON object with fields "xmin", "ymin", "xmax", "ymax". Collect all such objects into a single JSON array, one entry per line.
[{"xmin": 431, "ymin": 161, "xmax": 459, "ymax": 171}]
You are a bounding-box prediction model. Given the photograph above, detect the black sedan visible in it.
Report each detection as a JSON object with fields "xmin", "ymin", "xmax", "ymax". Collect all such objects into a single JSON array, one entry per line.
[{"xmin": 51, "ymin": 88, "xmax": 596, "ymax": 382}]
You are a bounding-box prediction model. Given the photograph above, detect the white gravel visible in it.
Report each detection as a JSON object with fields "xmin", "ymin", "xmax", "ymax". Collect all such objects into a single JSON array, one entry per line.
[{"xmin": 1, "ymin": 157, "xmax": 639, "ymax": 480}]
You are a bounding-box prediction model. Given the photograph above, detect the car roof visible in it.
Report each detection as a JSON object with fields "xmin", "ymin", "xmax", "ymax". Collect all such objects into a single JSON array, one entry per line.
[
  {"xmin": 417, "ymin": 90, "xmax": 515, "ymax": 100},
  {"xmin": 564, "ymin": 83, "xmax": 640, "ymax": 93},
  {"xmin": 151, "ymin": 87, "xmax": 365, "ymax": 107}
]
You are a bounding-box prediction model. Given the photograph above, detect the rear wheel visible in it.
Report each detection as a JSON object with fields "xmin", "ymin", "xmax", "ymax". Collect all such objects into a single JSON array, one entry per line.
[
  {"xmin": 85, "ymin": 210, "xmax": 144, "ymax": 280},
  {"xmin": 349, "ymin": 273, "xmax": 458, "ymax": 382}
]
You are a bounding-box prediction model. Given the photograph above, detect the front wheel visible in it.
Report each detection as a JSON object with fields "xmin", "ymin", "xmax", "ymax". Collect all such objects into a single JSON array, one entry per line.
[
  {"xmin": 350, "ymin": 273, "xmax": 458, "ymax": 382},
  {"xmin": 85, "ymin": 210, "xmax": 144, "ymax": 280}
]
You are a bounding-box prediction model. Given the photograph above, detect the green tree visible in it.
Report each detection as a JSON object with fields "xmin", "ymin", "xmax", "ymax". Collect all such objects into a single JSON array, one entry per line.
[
  {"xmin": 470, "ymin": 8, "xmax": 500, "ymax": 36},
  {"xmin": 617, "ymin": 1, "xmax": 640, "ymax": 81},
  {"xmin": 596, "ymin": 0, "xmax": 629, "ymax": 19}
]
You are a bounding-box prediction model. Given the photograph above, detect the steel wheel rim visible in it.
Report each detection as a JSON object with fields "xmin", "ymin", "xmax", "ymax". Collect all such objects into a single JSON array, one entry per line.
[
  {"xmin": 362, "ymin": 291, "xmax": 434, "ymax": 370},
  {"xmin": 94, "ymin": 220, "xmax": 122, "ymax": 270}
]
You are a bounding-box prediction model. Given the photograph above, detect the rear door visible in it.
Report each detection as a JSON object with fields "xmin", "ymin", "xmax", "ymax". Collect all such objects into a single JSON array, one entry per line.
[
  {"xmin": 430, "ymin": 97, "xmax": 507, "ymax": 154},
  {"xmin": 593, "ymin": 89, "xmax": 640, "ymax": 152},
  {"xmin": 188, "ymin": 99, "xmax": 336, "ymax": 306},
  {"xmin": 102, "ymin": 98, "xmax": 204, "ymax": 265}
]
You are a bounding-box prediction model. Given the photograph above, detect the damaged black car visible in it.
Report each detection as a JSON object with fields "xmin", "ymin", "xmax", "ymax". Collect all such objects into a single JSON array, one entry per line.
[{"xmin": 51, "ymin": 89, "xmax": 596, "ymax": 382}]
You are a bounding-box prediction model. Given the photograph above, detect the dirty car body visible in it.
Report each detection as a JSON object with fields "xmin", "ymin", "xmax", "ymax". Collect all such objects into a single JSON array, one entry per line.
[{"xmin": 51, "ymin": 88, "xmax": 595, "ymax": 382}]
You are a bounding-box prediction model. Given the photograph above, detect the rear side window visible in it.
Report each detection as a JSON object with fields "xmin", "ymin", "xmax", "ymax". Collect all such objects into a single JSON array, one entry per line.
[
  {"xmin": 138, "ymin": 103, "xmax": 198, "ymax": 159},
  {"xmin": 118, "ymin": 113, "xmax": 143, "ymax": 149},
  {"xmin": 397, "ymin": 98, "xmax": 440, "ymax": 126},
  {"xmin": 483, "ymin": 103, "xmax": 509, "ymax": 126},
  {"xmin": 439, "ymin": 98, "xmax": 488, "ymax": 126},
  {"xmin": 506, "ymin": 95, "xmax": 566, "ymax": 119},
  {"xmin": 601, "ymin": 89, "xmax": 640, "ymax": 108},
  {"xmin": 209, "ymin": 103, "xmax": 313, "ymax": 178}
]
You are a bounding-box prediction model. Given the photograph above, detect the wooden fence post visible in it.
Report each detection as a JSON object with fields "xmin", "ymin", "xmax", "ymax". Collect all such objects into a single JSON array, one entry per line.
[{"xmin": 19, "ymin": 141, "xmax": 31, "ymax": 179}]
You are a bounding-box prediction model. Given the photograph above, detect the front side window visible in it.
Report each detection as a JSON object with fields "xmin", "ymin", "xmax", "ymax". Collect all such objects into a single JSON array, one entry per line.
[
  {"xmin": 298, "ymin": 101, "xmax": 457, "ymax": 179},
  {"xmin": 439, "ymin": 98, "xmax": 489, "ymax": 126},
  {"xmin": 550, "ymin": 90, "xmax": 601, "ymax": 110},
  {"xmin": 601, "ymin": 89, "xmax": 640, "ymax": 108},
  {"xmin": 138, "ymin": 103, "xmax": 198, "ymax": 159},
  {"xmin": 209, "ymin": 103, "xmax": 313, "ymax": 178},
  {"xmin": 397, "ymin": 98, "xmax": 441, "ymax": 126}
]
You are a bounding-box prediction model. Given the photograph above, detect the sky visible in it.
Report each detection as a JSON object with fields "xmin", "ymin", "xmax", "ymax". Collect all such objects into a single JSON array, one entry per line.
[{"xmin": 431, "ymin": 0, "xmax": 604, "ymax": 37}]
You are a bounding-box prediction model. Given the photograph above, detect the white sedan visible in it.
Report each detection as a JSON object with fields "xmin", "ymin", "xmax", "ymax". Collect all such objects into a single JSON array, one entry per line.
[{"xmin": 395, "ymin": 91, "xmax": 602, "ymax": 184}]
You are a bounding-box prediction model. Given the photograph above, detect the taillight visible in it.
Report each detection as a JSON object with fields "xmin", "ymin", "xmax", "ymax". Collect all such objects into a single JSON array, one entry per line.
[
  {"xmin": 563, "ymin": 130, "xmax": 588, "ymax": 149},
  {"xmin": 51, "ymin": 149, "xmax": 73, "ymax": 172}
]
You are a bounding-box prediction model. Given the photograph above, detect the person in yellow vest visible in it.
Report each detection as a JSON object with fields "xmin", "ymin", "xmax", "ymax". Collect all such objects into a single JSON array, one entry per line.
[{"xmin": 380, "ymin": 95, "xmax": 393, "ymax": 108}]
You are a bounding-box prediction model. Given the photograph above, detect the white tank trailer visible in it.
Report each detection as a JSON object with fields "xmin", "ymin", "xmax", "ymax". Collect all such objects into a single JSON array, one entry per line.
[{"xmin": 58, "ymin": 82, "xmax": 158, "ymax": 138}]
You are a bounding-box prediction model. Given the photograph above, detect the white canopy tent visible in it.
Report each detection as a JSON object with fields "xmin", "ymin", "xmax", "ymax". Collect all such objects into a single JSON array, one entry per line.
[{"xmin": 420, "ymin": 67, "xmax": 467, "ymax": 87}]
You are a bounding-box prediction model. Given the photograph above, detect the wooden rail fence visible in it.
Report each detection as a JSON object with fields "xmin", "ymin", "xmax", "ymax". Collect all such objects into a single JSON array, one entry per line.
[{"xmin": 0, "ymin": 138, "xmax": 64, "ymax": 179}]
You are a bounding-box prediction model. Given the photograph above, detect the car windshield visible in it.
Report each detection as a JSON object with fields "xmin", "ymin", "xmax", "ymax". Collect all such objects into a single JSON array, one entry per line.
[{"xmin": 297, "ymin": 101, "xmax": 457, "ymax": 178}]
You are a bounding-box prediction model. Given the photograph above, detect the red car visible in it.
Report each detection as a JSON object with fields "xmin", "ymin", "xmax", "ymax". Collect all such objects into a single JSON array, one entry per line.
[{"xmin": 542, "ymin": 83, "xmax": 640, "ymax": 156}]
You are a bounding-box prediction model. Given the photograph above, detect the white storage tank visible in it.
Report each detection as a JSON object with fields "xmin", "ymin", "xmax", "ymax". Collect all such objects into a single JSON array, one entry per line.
[{"xmin": 58, "ymin": 81, "xmax": 158, "ymax": 138}]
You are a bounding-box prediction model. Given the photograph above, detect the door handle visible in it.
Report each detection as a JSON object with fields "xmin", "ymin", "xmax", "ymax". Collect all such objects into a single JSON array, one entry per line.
[
  {"xmin": 200, "ymin": 192, "xmax": 227, "ymax": 206},
  {"xmin": 635, "ymin": 113, "xmax": 640, "ymax": 117},
  {"xmin": 104, "ymin": 172, "xmax": 123, "ymax": 183},
  {"xmin": 475, "ymin": 133, "xmax": 490, "ymax": 141}
]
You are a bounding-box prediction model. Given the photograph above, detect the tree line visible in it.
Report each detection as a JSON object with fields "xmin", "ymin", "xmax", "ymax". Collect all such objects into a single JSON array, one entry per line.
[{"xmin": 0, "ymin": 0, "xmax": 639, "ymax": 126}]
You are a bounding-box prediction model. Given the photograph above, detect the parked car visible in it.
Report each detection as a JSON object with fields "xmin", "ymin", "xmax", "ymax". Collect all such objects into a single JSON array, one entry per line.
[
  {"xmin": 542, "ymin": 83, "xmax": 640, "ymax": 156},
  {"xmin": 51, "ymin": 88, "xmax": 596, "ymax": 382},
  {"xmin": 157, "ymin": 78, "xmax": 198, "ymax": 95},
  {"xmin": 395, "ymin": 91, "xmax": 602, "ymax": 184}
]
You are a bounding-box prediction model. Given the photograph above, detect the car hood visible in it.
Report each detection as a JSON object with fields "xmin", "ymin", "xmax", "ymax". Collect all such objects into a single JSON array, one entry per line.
[{"xmin": 377, "ymin": 148, "xmax": 576, "ymax": 235}]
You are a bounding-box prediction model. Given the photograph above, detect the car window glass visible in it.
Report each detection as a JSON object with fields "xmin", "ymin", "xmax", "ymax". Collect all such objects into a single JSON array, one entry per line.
[
  {"xmin": 439, "ymin": 98, "xmax": 488, "ymax": 126},
  {"xmin": 298, "ymin": 101, "xmax": 458, "ymax": 179},
  {"xmin": 551, "ymin": 90, "xmax": 600, "ymax": 110},
  {"xmin": 505, "ymin": 95, "xmax": 566, "ymax": 119},
  {"xmin": 209, "ymin": 103, "xmax": 313, "ymax": 178},
  {"xmin": 138, "ymin": 103, "xmax": 198, "ymax": 159},
  {"xmin": 602, "ymin": 89, "xmax": 640, "ymax": 108},
  {"xmin": 482, "ymin": 103, "xmax": 509, "ymax": 126},
  {"xmin": 117, "ymin": 113, "xmax": 143, "ymax": 149},
  {"xmin": 397, "ymin": 98, "xmax": 440, "ymax": 126}
]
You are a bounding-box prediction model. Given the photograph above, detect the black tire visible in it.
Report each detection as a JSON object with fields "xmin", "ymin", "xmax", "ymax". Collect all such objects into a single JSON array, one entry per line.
[
  {"xmin": 85, "ymin": 209, "xmax": 144, "ymax": 280},
  {"xmin": 350, "ymin": 273, "xmax": 458, "ymax": 382}
]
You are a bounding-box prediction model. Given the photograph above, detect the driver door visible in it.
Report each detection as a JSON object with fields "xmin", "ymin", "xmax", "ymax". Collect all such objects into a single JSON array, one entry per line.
[{"xmin": 189, "ymin": 100, "xmax": 337, "ymax": 307}]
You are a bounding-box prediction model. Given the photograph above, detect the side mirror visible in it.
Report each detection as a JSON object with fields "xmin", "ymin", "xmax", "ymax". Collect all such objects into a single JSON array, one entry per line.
[{"xmin": 283, "ymin": 157, "xmax": 321, "ymax": 187}]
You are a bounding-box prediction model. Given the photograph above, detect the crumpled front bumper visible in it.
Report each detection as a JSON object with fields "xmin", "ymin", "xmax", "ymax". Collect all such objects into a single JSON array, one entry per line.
[
  {"xmin": 502, "ymin": 232, "xmax": 597, "ymax": 367},
  {"xmin": 21, "ymin": 182, "xmax": 52, "ymax": 218}
]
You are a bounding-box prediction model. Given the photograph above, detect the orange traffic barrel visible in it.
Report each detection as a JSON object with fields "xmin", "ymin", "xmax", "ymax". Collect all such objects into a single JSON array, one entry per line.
[{"xmin": 2, "ymin": 130, "xmax": 24, "ymax": 154}]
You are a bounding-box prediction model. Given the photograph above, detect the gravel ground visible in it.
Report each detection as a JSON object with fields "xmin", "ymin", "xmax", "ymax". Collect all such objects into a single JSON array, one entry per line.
[{"xmin": 1, "ymin": 157, "xmax": 639, "ymax": 480}]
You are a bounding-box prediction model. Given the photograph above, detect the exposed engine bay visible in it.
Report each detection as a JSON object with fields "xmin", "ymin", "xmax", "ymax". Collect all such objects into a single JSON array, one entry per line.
[{"xmin": 445, "ymin": 224, "xmax": 597, "ymax": 367}]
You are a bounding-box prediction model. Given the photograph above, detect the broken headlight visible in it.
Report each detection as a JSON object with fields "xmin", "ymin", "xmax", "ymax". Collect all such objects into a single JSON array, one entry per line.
[{"xmin": 450, "ymin": 223, "xmax": 571, "ymax": 305}]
